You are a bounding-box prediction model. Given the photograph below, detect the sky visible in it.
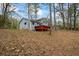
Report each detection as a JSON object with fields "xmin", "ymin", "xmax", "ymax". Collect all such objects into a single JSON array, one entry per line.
[{"xmin": 10, "ymin": 3, "xmax": 49, "ymax": 19}]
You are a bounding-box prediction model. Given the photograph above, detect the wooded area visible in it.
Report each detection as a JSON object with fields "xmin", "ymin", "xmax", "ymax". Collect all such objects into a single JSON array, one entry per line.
[
  {"xmin": 0, "ymin": 3, "xmax": 79, "ymax": 31},
  {"xmin": 1, "ymin": 3, "xmax": 79, "ymax": 56}
]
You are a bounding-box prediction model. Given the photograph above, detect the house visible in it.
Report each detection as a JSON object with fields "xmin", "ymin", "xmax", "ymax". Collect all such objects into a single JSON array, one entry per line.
[
  {"xmin": 19, "ymin": 18, "xmax": 49, "ymax": 30},
  {"xmin": 19, "ymin": 18, "xmax": 39, "ymax": 30},
  {"xmin": 19, "ymin": 18, "xmax": 29, "ymax": 29}
]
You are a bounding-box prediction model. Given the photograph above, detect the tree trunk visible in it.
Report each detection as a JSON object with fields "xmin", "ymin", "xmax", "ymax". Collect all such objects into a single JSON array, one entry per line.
[
  {"xmin": 73, "ymin": 3, "xmax": 76, "ymax": 30},
  {"xmin": 53, "ymin": 3, "xmax": 56, "ymax": 30},
  {"xmin": 68, "ymin": 3, "xmax": 72, "ymax": 30},
  {"xmin": 28, "ymin": 3, "xmax": 31, "ymax": 30},
  {"xmin": 61, "ymin": 3, "xmax": 65, "ymax": 29},
  {"xmin": 49, "ymin": 3, "xmax": 52, "ymax": 35},
  {"xmin": 2, "ymin": 3, "xmax": 9, "ymax": 28},
  {"xmin": 67, "ymin": 3, "xmax": 69, "ymax": 29},
  {"xmin": 70, "ymin": 13, "xmax": 72, "ymax": 30}
]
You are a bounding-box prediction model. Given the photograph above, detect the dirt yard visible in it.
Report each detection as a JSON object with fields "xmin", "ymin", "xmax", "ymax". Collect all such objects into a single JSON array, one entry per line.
[{"xmin": 0, "ymin": 29, "xmax": 79, "ymax": 56}]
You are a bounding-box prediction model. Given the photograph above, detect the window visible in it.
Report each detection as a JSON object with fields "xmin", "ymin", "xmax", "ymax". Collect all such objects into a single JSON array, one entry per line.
[
  {"xmin": 32, "ymin": 22, "xmax": 34, "ymax": 25},
  {"xmin": 24, "ymin": 22, "xmax": 27, "ymax": 25}
]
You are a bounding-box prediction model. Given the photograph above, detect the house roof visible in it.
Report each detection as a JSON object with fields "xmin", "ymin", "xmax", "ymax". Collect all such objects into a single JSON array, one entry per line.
[
  {"xmin": 19, "ymin": 18, "xmax": 28, "ymax": 25},
  {"xmin": 19, "ymin": 17, "xmax": 49, "ymax": 25},
  {"xmin": 30, "ymin": 20, "xmax": 42, "ymax": 25}
]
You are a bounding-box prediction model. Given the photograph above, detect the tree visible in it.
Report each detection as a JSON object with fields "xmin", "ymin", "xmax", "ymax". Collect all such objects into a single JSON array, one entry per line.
[
  {"xmin": 68, "ymin": 4, "xmax": 72, "ymax": 30},
  {"xmin": 0, "ymin": 3, "xmax": 11, "ymax": 28},
  {"xmin": 0, "ymin": 3, "xmax": 20, "ymax": 29},
  {"xmin": 67, "ymin": 3, "xmax": 70, "ymax": 29},
  {"xmin": 34, "ymin": 3, "xmax": 39, "ymax": 20},
  {"xmin": 53, "ymin": 3, "xmax": 56, "ymax": 30},
  {"xmin": 73, "ymin": 3, "xmax": 77, "ymax": 30},
  {"xmin": 67, "ymin": 3, "xmax": 77, "ymax": 30},
  {"xmin": 59, "ymin": 3, "xmax": 65, "ymax": 29},
  {"xmin": 27, "ymin": 3, "xmax": 31, "ymax": 30},
  {"xmin": 49, "ymin": 3, "xmax": 52, "ymax": 35}
]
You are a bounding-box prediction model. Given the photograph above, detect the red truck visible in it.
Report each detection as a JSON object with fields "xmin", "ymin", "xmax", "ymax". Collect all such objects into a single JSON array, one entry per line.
[{"xmin": 35, "ymin": 25, "xmax": 50, "ymax": 31}]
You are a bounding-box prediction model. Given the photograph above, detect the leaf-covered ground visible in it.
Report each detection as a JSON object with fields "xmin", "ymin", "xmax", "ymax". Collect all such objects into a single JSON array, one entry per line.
[{"xmin": 0, "ymin": 29, "xmax": 79, "ymax": 56}]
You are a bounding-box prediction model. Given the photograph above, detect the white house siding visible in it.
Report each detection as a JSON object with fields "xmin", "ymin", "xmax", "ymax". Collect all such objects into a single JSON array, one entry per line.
[
  {"xmin": 31, "ymin": 23, "xmax": 38, "ymax": 31},
  {"xmin": 19, "ymin": 19, "xmax": 36, "ymax": 30},
  {"xmin": 19, "ymin": 19, "xmax": 29, "ymax": 29}
]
